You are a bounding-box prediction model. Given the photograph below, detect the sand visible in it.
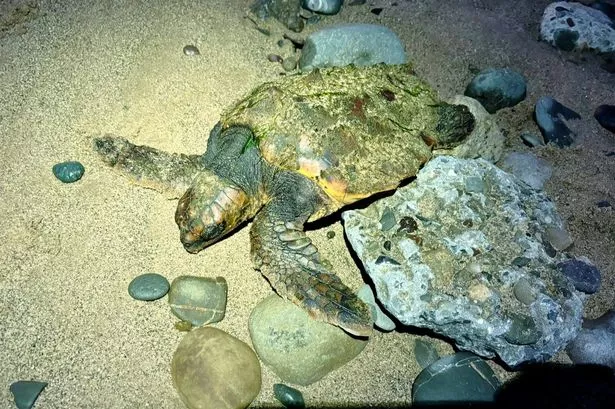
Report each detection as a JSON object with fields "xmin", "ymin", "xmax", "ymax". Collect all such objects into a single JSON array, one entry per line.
[{"xmin": 0, "ymin": 0, "xmax": 613, "ymax": 407}]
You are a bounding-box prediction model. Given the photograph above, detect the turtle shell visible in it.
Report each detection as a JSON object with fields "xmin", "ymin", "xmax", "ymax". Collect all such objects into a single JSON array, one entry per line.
[{"xmin": 219, "ymin": 64, "xmax": 448, "ymax": 217}]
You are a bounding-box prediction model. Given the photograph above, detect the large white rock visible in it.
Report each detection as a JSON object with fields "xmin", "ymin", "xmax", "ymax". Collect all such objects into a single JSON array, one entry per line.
[{"xmin": 540, "ymin": 2, "xmax": 615, "ymax": 53}]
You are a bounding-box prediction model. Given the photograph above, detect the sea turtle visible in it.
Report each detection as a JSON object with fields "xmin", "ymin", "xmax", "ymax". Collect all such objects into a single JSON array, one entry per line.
[{"xmin": 94, "ymin": 63, "xmax": 475, "ymax": 336}]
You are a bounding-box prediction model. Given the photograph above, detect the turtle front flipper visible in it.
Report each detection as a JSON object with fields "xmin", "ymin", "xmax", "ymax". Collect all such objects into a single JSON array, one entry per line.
[
  {"xmin": 93, "ymin": 135, "xmax": 205, "ymax": 198},
  {"xmin": 249, "ymin": 172, "xmax": 373, "ymax": 337}
]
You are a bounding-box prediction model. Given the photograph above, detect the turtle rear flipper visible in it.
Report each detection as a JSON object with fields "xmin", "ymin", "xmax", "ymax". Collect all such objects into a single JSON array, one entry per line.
[
  {"xmin": 93, "ymin": 135, "xmax": 205, "ymax": 199},
  {"xmin": 249, "ymin": 171, "xmax": 373, "ymax": 337}
]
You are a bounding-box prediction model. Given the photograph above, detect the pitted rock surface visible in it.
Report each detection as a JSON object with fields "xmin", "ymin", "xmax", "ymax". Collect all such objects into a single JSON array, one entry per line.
[{"xmin": 343, "ymin": 156, "xmax": 585, "ymax": 367}]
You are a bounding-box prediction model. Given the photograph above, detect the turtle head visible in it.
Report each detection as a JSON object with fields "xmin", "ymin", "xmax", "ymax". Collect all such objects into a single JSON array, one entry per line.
[{"xmin": 175, "ymin": 170, "xmax": 254, "ymax": 253}]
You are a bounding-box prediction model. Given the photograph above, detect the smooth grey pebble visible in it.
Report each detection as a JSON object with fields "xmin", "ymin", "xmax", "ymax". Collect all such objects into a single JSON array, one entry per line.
[
  {"xmin": 183, "ymin": 45, "xmax": 200, "ymax": 56},
  {"xmin": 128, "ymin": 273, "xmax": 170, "ymax": 301},
  {"xmin": 52, "ymin": 161, "xmax": 85, "ymax": 183}
]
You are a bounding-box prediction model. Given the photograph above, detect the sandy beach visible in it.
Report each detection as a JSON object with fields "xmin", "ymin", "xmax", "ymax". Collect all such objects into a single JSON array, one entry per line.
[{"xmin": 1, "ymin": 0, "xmax": 614, "ymax": 407}]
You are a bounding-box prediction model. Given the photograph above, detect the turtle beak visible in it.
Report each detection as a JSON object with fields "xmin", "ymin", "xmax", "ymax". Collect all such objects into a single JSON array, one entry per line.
[{"xmin": 175, "ymin": 171, "xmax": 250, "ymax": 253}]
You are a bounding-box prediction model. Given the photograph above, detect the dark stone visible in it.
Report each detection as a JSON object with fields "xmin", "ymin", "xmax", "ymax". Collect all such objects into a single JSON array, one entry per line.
[
  {"xmin": 52, "ymin": 161, "xmax": 85, "ymax": 183},
  {"xmin": 464, "ymin": 68, "xmax": 527, "ymax": 113},
  {"xmin": 128, "ymin": 273, "xmax": 170, "ymax": 301},
  {"xmin": 182, "ymin": 45, "xmax": 200, "ymax": 56},
  {"xmin": 273, "ymin": 383, "xmax": 305, "ymax": 408},
  {"xmin": 326, "ymin": 230, "xmax": 335, "ymax": 239},
  {"xmin": 504, "ymin": 313, "xmax": 542, "ymax": 345},
  {"xmin": 371, "ymin": 7, "xmax": 384, "ymax": 15},
  {"xmin": 594, "ymin": 104, "xmax": 615, "ymax": 133},
  {"xmin": 597, "ymin": 200, "xmax": 611, "ymax": 208},
  {"xmin": 412, "ymin": 352, "xmax": 500, "ymax": 404},
  {"xmin": 557, "ymin": 258, "xmax": 602, "ymax": 294},
  {"xmin": 10, "ymin": 381, "xmax": 47, "ymax": 409},
  {"xmin": 534, "ymin": 96, "xmax": 581, "ymax": 147},
  {"xmin": 553, "ymin": 29, "xmax": 579, "ymax": 51}
]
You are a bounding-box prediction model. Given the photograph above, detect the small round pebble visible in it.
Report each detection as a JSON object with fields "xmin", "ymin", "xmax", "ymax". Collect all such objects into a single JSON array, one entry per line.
[
  {"xmin": 544, "ymin": 225, "xmax": 573, "ymax": 251},
  {"xmin": 513, "ymin": 277, "xmax": 536, "ymax": 305},
  {"xmin": 182, "ymin": 45, "xmax": 200, "ymax": 56},
  {"xmin": 326, "ymin": 230, "xmax": 335, "ymax": 239},
  {"xmin": 10, "ymin": 381, "xmax": 47, "ymax": 409},
  {"xmin": 52, "ymin": 161, "xmax": 85, "ymax": 183},
  {"xmin": 464, "ymin": 68, "xmax": 527, "ymax": 113},
  {"xmin": 282, "ymin": 56, "xmax": 298, "ymax": 71},
  {"xmin": 273, "ymin": 383, "xmax": 305, "ymax": 409},
  {"xmin": 128, "ymin": 273, "xmax": 170, "ymax": 301}
]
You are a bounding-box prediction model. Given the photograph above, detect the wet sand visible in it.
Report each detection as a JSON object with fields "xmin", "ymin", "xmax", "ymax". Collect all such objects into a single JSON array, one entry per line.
[{"xmin": 1, "ymin": 0, "xmax": 613, "ymax": 407}]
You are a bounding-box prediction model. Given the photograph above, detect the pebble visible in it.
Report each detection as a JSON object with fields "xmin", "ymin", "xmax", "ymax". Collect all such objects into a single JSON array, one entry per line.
[
  {"xmin": 513, "ymin": 277, "xmax": 536, "ymax": 305},
  {"xmin": 557, "ymin": 257, "xmax": 602, "ymax": 294},
  {"xmin": 182, "ymin": 45, "xmax": 200, "ymax": 56},
  {"xmin": 10, "ymin": 381, "xmax": 47, "ymax": 409},
  {"xmin": 504, "ymin": 312, "xmax": 542, "ymax": 345},
  {"xmin": 594, "ymin": 104, "xmax": 615, "ymax": 133},
  {"xmin": 326, "ymin": 230, "xmax": 335, "ymax": 239},
  {"xmin": 412, "ymin": 352, "xmax": 500, "ymax": 405},
  {"xmin": 464, "ymin": 68, "xmax": 527, "ymax": 113},
  {"xmin": 357, "ymin": 284, "xmax": 396, "ymax": 331},
  {"xmin": 302, "ymin": 0, "xmax": 343, "ymax": 15},
  {"xmin": 544, "ymin": 225, "xmax": 573, "ymax": 251},
  {"xmin": 298, "ymin": 24, "xmax": 406, "ymax": 71},
  {"xmin": 172, "ymin": 327, "xmax": 261, "ymax": 409},
  {"xmin": 273, "ymin": 383, "xmax": 306, "ymax": 409},
  {"xmin": 168, "ymin": 276, "xmax": 227, "ymax": 326},
  {"xmin": 249, "ymin": 294, "xmax": 369, "ymax": 385},
  {"xmin": 282, "ymin": 56, "xmax": 298, "ymax": 71},
  {"xmin": 52, "ymin": 161, "xmax": 85, "ymax": 183},
  {"xmin": 379, "ymin": 208, "xmax": 396, "ymax": 231},
  {"xmin": 534, "ymin": 96, "xmax": 581, "ymax": 147},
  {"xmin": 127, "ymin": 273, "xmax": 170, "ymax": 301}
]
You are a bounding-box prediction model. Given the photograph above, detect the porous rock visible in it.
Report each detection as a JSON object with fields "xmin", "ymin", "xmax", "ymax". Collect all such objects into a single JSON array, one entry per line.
[
  {"xmin": 342, "ymin": 156, "xmax": 585, "ymax": 367},
  {"xmin": 249, "ymin": 294, "xmax": 369, "ymax": 385},
  {"xmin": 171, "ymin": 327, "xmax": 261, "ymax": 409},
  {"xmin": 540, "ymin": 2, "xmax": 615, "ymax": 53},
  {"xmin": 439, "ymin": 95, "xmax": 504, "ymax": 163}
]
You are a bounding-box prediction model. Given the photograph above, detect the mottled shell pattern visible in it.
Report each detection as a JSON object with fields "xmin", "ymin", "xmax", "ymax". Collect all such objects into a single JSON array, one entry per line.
[{"xmin": 219, "ymin": 64, "xmax": 445, "ymax": 219}]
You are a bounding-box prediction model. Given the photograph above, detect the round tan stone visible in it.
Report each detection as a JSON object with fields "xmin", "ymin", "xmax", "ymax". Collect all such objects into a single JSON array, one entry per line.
[{"xmin": 171, "ymin": 327, "xmax": 261, "ymax": 409}]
